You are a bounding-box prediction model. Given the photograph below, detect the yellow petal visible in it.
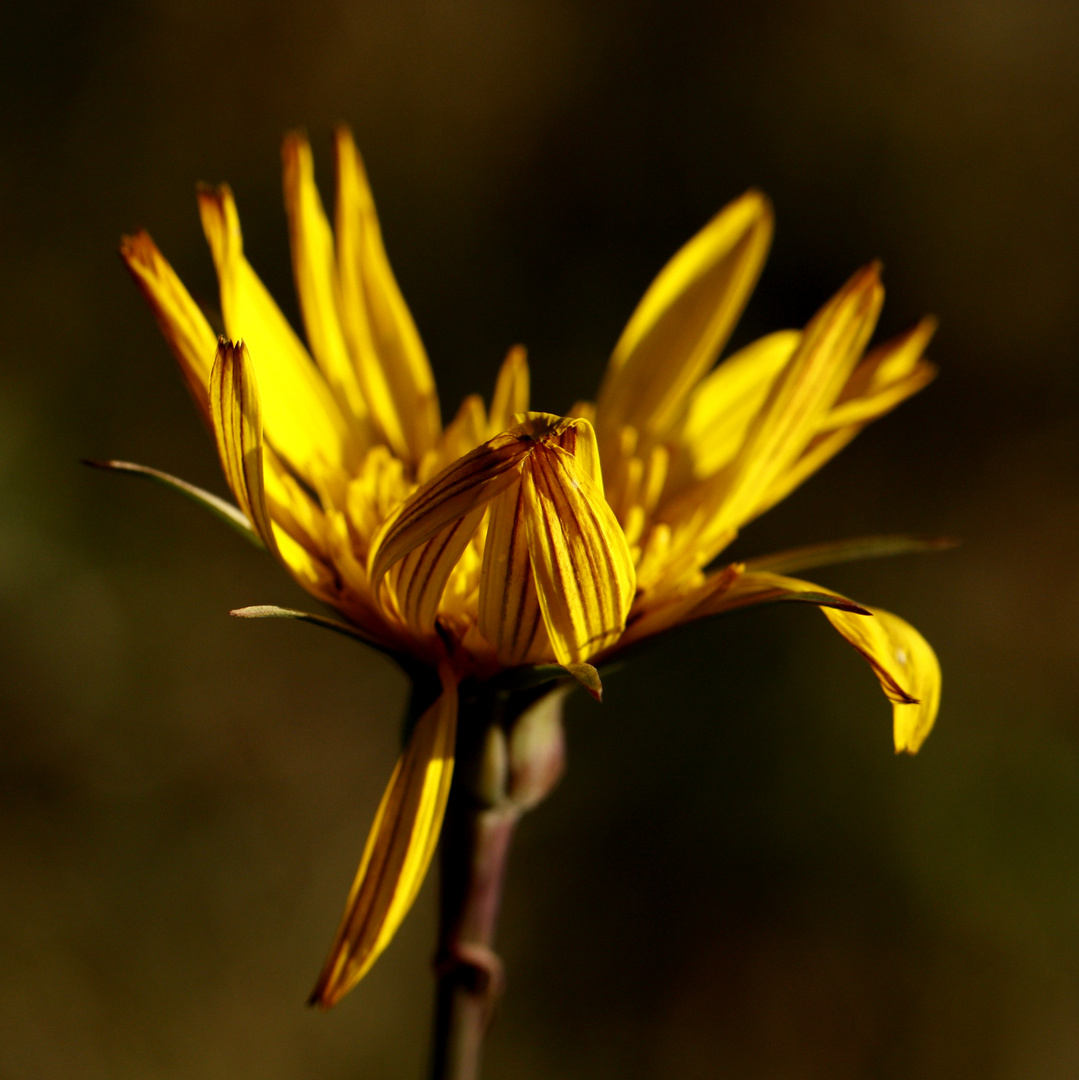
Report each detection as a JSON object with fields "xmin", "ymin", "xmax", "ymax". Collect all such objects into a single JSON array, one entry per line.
[
  {"xmin": 198, "ymin": 185, "xmax": 357, "ymax": 489},
  {"xmin": 522, "ymin": 443, "xmax": 636, "ymax": 665},
  {"xmin": 680, "ymin": 263, "xmax": 885, "ymax": 556},
  {"xmin": 209, "ymin": 340, "xmax": 279, "ymax": 553},
  {"xmin": 281, "ymin": 132, "xmax": 373, "ymax": 440},
  {"xmin": 120, "ymin": 231, "xmax": 218, "ymax": 420},
  {"xmin": 488, "ymin": 345, "xmax": 530, "ymax": 436},
  {"xmin": 334, "ymin": 127, "xmax": 440, "ymax": 464},
  {"xmin": 390, "ymin": 504, "xmax": 488, "ymax": 632},
  {"xmin": 821, "ymin": 604, "xmax": 941, "ymax": 754},
  {"xmin": 478, "ymin": 477, "xmax": 551, "ymax": 666},
  {"xmin": 369, "ymin": 432, "xmax": 531, "ymax": 591},
  {"xmin": 595, "ymin": 190, "xmax": 773, "ymax": 445},
  {"xmin": 309, "ymin": 666, "xmax": 458, "ymax": 1008},
  {"xmin": 710, "ymin": 572, "xmax": 939, "ymax": 754},
  {"xmin": 679, "ymin": 330, "xmax": 800, "ymax": 479}
]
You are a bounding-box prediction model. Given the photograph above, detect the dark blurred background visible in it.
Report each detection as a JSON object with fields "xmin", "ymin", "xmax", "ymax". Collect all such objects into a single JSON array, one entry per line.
[{"xmin": 2, "ymin": 0, "xmax": 1078, "ymax": 1077}]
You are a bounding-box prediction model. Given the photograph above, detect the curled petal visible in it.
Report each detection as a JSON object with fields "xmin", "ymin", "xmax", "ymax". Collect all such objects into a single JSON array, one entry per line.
[
  {"xmin": 713, "ymin": 572, "xmax": 939, "ymax": 754},
  {"xmin": 822, "ymin": 604, "xmax": 941, "ymax": 754},
  {"xmin": 522, "ymin": 444, "xmax": 636, "ymax": 665},
  {"xmin": 369, "ymin": 432, "xmax": 530, "ymax": 591},
  {"xmin": 309, "ymin": 666, "xmax": 458, "ymax": 1008},
  {"xmin": 478, "ymin": 478, "xmax": 550, "ymax": 666}
]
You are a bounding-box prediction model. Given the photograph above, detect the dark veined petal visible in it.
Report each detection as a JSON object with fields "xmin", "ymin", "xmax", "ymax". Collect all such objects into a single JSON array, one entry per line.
[
  {"xmin": 209, "ymin": 340, "xmax": 279, "ymax": 554},
  {"xmin": 478, "ymin": 477, "xmax": 550, "ymax": 666},
  {"xmin": 369, "ymin": 431, "xmax": 531, "ymax": 591},
  {"xmin": 522, "ymin": 443, "xmax": 636, "ymax": 665},
  {"xmin": 309, "ymin": 666, "xmax": 458, "ymax": 1008},
  {"xmin": 390, "ymin": 504, "xmax": 488, "ymax": 632}
]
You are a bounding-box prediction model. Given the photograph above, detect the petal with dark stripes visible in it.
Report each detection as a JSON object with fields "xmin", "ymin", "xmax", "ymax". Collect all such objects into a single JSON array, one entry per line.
[{"xmin": 309, "ymin": 666, "xmax": 458, "ymax": 1008}]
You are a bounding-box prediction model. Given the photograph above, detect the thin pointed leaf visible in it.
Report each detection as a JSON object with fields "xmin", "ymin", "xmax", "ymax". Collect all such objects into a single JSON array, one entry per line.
[
  {"xmin": 83, "ymin": 458, "xmax": 263, "ymax": 548},
  {"xmin": 744, "ymin": 535, "xmax": 958, "ymax": 575}
]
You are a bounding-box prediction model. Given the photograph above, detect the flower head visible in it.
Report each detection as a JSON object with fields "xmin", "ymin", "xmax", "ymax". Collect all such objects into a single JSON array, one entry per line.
[{"xmin": 115, "ymin": 128, "xmax": 941, "ymax": 1007}]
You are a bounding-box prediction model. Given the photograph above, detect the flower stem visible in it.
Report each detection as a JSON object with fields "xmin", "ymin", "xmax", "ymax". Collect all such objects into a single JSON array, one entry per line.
[{"xmin": 430, "ymin": 791, "xmax": 519, "ymax": 1080}]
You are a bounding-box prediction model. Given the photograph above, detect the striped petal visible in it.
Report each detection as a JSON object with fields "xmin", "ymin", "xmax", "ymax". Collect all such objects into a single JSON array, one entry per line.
[
  {"xmin": 120, "ymin": 231, "xmax": 218, "ymax": 420},
  {"xmin": 199, "ymin": 185, "xmax": 357, "ymax": 488},
  {"xmin": 389, "ymin": 504, "xmax": 488, "ymax": 632},
  {"xmin": 334, "ymin": 127, "xmax": 440, "ymax": 464},
  {"xmin": 209, "ymin": 340, "xmax": 278, "ymax": 553},
  {"xmin": 596, "ymin": 190, "xmax": 773, "ymax": 446},
  {"xmin": 309, "ymin": 666, "xmax": 458, "ymax": 1008},
  {"xmin": 522, "ymin": 443, "xmax": 636, "ymax": 665},
  {"xmin": 369, "ymin": 432, "xmax": 531, "ymax": 591},
  {"xmin": 478, "ymin": 477, "xmax": 550, "ymax": 666}
]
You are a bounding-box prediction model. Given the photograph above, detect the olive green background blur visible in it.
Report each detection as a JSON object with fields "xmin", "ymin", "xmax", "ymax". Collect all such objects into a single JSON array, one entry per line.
[{"xmin": 3, "ymin": 1, "xmax": 1078, "ymax": 1077}]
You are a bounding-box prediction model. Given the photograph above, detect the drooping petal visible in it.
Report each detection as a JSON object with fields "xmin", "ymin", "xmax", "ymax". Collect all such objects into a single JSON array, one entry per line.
[
  {"xmin": 198, "ymin": 185, "xmax": 357, "ymax": 488},
  {"xmin": 334, "ymin": 127, "xmax": 440, "ymax": 464},
  {"xmin": 595, "ymin": 190, "xmax": 773, "ymax": 445},
  {"xmin": 478, "ymin": 477, "xmax": 551, "ymax": 666},
  {"xmin": 309, "ymin": 666, "xmax": 458, "ymax": 1008},
  {"xmin": 710, "ymin": 571, "xmax": 939, "ymax": 753},
  {"xmin": 488, "ymin": 345, "xmax": 530, "ymax": 436},
  {"xmin": 209, "ymin": 340, "xmax": 279, "ymax": 553},
  {"xmin": 821, "ymin": 604, "xmax": 941, "ymax": 754},
  {"xmin": 281, "ymin": 132, "xmax": 373, "ymax": 439},
  {"xmin": 522, "ymin": 443, "xmax": 636, "ymax": 665},
  {"xmin": 119, "ymin": 231, "xmax": 218, "ymax": 420},
  {"xmin": 368, "ymin": 432, "xmax": 530, "ymax": 591}
]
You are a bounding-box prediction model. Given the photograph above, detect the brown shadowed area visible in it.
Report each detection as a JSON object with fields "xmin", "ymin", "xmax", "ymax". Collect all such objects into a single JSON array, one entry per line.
[{"xmin": 2, "ymin": 1, "xmax": 1079, "ymax": 1077}]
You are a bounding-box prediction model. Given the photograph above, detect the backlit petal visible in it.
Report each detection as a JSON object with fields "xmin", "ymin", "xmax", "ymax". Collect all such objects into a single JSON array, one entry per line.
[
  {"xmin": 120, "ymin": 231, "xmax": 217, "ymax": 420},
  {"xmin": 488, "ymin": 345, "xmax": 530, "ymax": 436},
  {"xmin": 334, "ymin": 127, "xmax": 440, "ymax": 463},
  {"xmin": 712, "ymin": 572, "xmax": 938, "ymax": 753},
  {"xmin": 596, "ymin": 190, "xmax": 773, "ymax": 445},
  {"xmin": 282, "ymin": 132, "xmax": 373, "ymax": 439},
  {"xmin": 309, "ymin": 666, "xmax": 458, "ymax": 1008},
  {"xmin": 199, "ymin": 185, "xmax": 357, "ymax": 489},
  {"xmin": 821, "ymin": 604, "xmax": 941, "ymax": 754}
]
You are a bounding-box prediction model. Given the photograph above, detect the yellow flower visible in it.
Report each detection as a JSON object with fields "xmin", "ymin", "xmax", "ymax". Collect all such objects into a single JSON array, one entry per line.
[{"xmin": 115, "ymin": 128, "xmax": 941, "ymax": 1008}]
